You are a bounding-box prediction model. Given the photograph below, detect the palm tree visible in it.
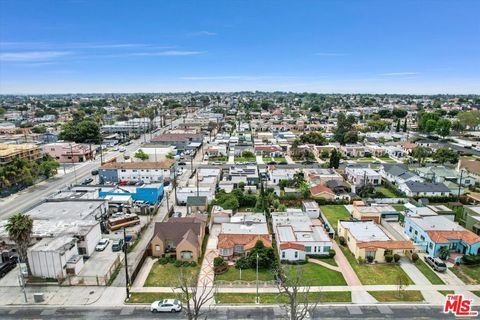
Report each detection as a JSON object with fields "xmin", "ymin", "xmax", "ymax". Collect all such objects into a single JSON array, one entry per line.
[{"xmin": 5, "ymin": 213, "xmax": 33, "ymax": 274}]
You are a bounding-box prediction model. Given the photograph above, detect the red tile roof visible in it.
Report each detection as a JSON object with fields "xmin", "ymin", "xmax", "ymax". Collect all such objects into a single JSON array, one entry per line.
[
  {"xmin": 309, "ymin": 184, "xmax": 335, "ymax": 196},
  {"xmin": 280, "ymin": 242, "xmax": 305, "ymax": 251},
  {"xmin": 427, "ymin": 230, "xmax": 480, "ymax": 245},
  {"xmin": 357, "ymin": 240, "xmax": 414, "ymax": 250}
]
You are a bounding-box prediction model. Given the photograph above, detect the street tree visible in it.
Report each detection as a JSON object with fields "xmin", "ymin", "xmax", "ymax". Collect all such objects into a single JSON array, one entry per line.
[
  {"xmin": 134, "ymin": 149, "xmax": 149, "ymax": 161},
  {"xmin": 176, "ymin": 269, "xmax": 215, "ymax": 320},
  {"xmin": 329, "ymin": 149, "xmax": 341, "ymax": 169},
  {"xmin": 275, "ymin": 265, "xmax": 319, "ymax": 320},
  {"xmin": 435, "ymin": 119, "xmax": 451, "ymax": 138},
  {"xmin": 5, "ymin": 213, "xmax": 33, "ymax": 274},
  {"xmin": 411, "ymin": 146, "xmax": 431, "ymax": 165},
  {"xmin": 433, "ymin": 147, "xmax": 458, "ymax": 164}
]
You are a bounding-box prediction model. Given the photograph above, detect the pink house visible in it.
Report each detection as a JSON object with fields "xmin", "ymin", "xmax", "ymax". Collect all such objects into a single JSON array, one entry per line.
[{"xmin": 44, "ymin": 142, "xmax": 95, "ymax": 163}]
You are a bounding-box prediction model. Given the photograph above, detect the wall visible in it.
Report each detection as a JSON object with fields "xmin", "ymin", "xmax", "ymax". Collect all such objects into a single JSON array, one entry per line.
[{"xmin": 281, "ymin": 248, "xmax": 306, "ymax": 261}]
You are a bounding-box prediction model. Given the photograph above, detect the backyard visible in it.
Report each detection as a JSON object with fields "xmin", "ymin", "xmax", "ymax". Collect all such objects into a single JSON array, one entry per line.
[
  {"xmin": 376, "ymin": 186, "xmax": 397, "ymax": 198},
  {"xmin": 144, "ymin": 262, "xmax": 200, "ymax": 287},
  {"xmin": 339, "ymin": 246, "xmax": 414, "ymax": 285},
  {"xmin": 449, "ymin": 265, "xmax": 480, "ymax": 285},
  {"xmin": 320, "ymin": 205, "xmax": 351, "ymax": 229},
  {"xmin": 216, "ymin": 291, "xmax": 352, "ymax": 304}
]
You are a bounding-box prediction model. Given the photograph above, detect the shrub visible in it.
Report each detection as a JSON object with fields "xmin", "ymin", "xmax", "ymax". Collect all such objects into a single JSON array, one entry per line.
[
  {"xmin": 357, "ymin": 257, "xmax": 365, "ymax": 264},
  {"xmin": 411, "ymin": 253, "xmax": 419, "ymax": 262},
  {"xmin": 235, "ymin": 257, "xmax": 251, "ymax": 270},
  {"xmin": 214, "ymin": 256, "xmax": 225, "ymax": 268},
  {"xmin": 339, "ymin": 236, "xmax": 346, "ymax": 246},
  {"xmin": 384, "ymin": 254, "xmax": 393, "ymax": 263},
  {"xmin": 190, "ymin": 261, "xmax": 197, "ymax": 267},
  {"xmin": 366, "ymin": 256, "xmax": 374, "ymax": 263},
  {"xmin": 384, "ymin": 249, "xmax": 393, "ymax": 256},
  {"xmin": 393, "ymin": 254, "xmax": 401, "ymax": 263},
  {"xmin": 462, "ymin": 254, "xmax": 480, "ymax": 265},
  {"xmin": 182, "ymin": 261, "xmax": 190, "ymax": 267},
  {"xmin": 167, "ymin": 256, "xmax": 176, "ymax": 263},
  {"xmin": 328, "ymin": 249, "xmax": 336, "ymax": 258},
  {"xmin": 174, "ymin": 260, "xmax": 183, "ymax": 267},
  {"xmin": 158, "ymin": 257, "xmax": 169, "ymax": 265},
  {"xmin": 214, "ymin": 264, "xmax": 229, "ymax": 275}
]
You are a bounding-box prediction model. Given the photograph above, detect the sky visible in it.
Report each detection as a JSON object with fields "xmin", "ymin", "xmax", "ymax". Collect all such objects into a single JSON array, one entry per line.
[{"xmin": 0, "ymin": 0, "xmax": 479, "ymax": 94}]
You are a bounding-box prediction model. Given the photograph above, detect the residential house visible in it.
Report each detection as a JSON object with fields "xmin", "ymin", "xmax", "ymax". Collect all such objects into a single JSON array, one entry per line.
[
  {"xmin": 272, "ymin": 210, "xmax": 332, "ymax": 261},
  {"xmin": 340, "ymin": 144, "xmax": 367, "ymax": 157},
  {"xmin": 404, "ymin": 215, "xmax": 480, "ymax": 259},
  {"xmin": 151, "ymin": 133, "xmax": 203, "ymax": 151},
  {"xmin": 457, "ymin": 159, "xmax": 480, "ymax": 183},
  {"xmin": 304, "ymin": 168, "xmax": 343, "ymax": 186},
  {"xmin": 380, "ymin": 164, "xmax": 423, "ymax": 185},
  {"xmin": 217, "ymin": 222, "xmax": 271, "ymax": 260},
  {"xmin": 309, "ymin": 184, "xmax": 336, "ymax": 200},
  {"xmin": 268, "ymin": 168, "xmax": 298, "ymax": 185},
  {"xmin": 150, "ymin": 216, "xmax": 206, "ymax": 262},
  {"xmin": 0, "ymin": 143, "xmax": 42, "ymax": 165},
  {"xmin": 228, "ymin": 165, "xmax": 259, "ymax": 185},
  {"xmin": 176, "ymin": 187, "xmax": 215, "ymax": 205},
  {"xmin": 416, "ymin": 166, "xmax": 475, "ymax": 187},
  {"xmin": 345, "ymin": 167, "xmax": 382, "ymax": 186},
  {"xmin": 398, "ymin": 181, "xmax": 450, "ymax": 197},
  {"xmin": 338, "ymin": 220, "xmax": 414, "ymax": 263},
  {"xmin": 254, "ymin": 145, "xmax": 284, "ymax": 157},
  {"xmin": 351, "ymin": 200, "xmax": 399, "ymax": 223},
  {"xmin": 302, "ymin": 200, "xmax": 320, "ymax": 218},
  {"xmin": 461, "ymin": 206, "xmax": 480, "ymax": 235}
]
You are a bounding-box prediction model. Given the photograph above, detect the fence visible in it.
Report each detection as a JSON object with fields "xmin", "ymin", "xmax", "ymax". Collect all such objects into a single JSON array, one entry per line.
[
  {"xmin": 63, "ymin": 255, "xmax": 122, "ymax": 286},
  {"xmin": 215, "ymin": 280, "xmax": 277, "ymax": 287},
  {"xmin": 371, "ymin": 198, "xmax": 408, "ymax": 204}
]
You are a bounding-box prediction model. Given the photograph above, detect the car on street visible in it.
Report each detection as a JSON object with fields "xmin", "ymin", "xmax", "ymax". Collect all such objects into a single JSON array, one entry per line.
[
  {"xmin": 111, "ymin": 239, "xmax": 124, "ymax": 252},
  {"xmin": 0, "ymin": 259, "xmax": 17, "ymax": 278},
  {"xmin": 424, "ymin": 256, "xmax": 447, "ymax": 272},
  {"xmin": 113, "ymin": 146, "xmax": 119, "ymax": 151},
  {"xmin": 119, "ymin": 147, "xmax": 126, "ymax": 152},
  {"xmin": 95, "ymin": 238, "xmax": 110, "ymax": 251},
  {"xmin": 150, "ymin": 299, "xmax": 182, "ymax": 313},
  {"xmin": 178, "ymin": 161, "xmax": 186, "ymax": 166},
  {"xmin": 81, "ymin": 177, "xmax": 93, "ymax": 185},
  {"xmin": 91, "ymin": 170, "xmax": 99, "ymax": 175}
]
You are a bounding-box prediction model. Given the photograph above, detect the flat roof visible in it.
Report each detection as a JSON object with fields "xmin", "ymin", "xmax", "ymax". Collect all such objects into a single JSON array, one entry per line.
[
  {"xmin": 24, "ymin": 200, "xmax": 105, "ymax": 221},
  {"xmin": 221, "ymin": 222, "xmax": 268, "ymax": 235},
  {"xmin": 339, "ymin": 220, "xmax": 390, "ymax": 242},
  {"xmin": 410, "ymin": 215, "xmax": 464, "ymax": 231}
]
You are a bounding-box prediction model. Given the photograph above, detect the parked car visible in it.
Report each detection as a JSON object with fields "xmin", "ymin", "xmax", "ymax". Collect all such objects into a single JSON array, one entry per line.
[
  {"xmin": 111, "ymin": 239, "xmax": 124, "ymax": 252},
  {"xmin": 173, "ymin": 211, "xmax": 182, "ymax": 218},
  {"xmin": 150, "ymin": 299, "xmax": 182, "ymax": 313},
  {"xmin": 91, "ymin": 170, "xmax": 99, "ymax": 175},
  {"xmin": 119, "ymin": 147, "xmax": 126, "ymax": 152},
  {"xmin": 81, "ymin": 177, "xmax": 93, "ymax": 185},
  {"xmin": 424, "ymin": 256, "xmax": 447, "ymax": 272},
  {"xmin": 113, "ymin": 146, "xmax": 119, "ymax": 151},
  {"xmin": 0, "ymin": 259, "xmax": 17, "ymax": 278},
  {"xmin": 95, "ymin": 238, "xmax": 110, "ymax": 251},
  {"xmin": 178, "ymin": 161, "xmax": 186, "ymax": 166}
]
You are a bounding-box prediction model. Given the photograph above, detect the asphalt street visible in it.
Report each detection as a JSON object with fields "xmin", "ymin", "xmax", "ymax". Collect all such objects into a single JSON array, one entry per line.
[
  {"xmin": 0, "ymin": 118, "xmax": 184, "ymax": 218},
  {"xmin": 0, "ymin": 305, "xmax": 464, "ymax": 319}
]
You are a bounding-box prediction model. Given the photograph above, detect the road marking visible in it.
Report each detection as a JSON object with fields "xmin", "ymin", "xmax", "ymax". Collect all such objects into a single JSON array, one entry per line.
[
  {"xmin": 377, "ymin": 305, "xmax": 393, "ymax": 314},
  {"xmin": 8, "ymin": 309, "xmax": 18, "ymax": 315},
  {"xmin": 347, "ymin": 306, "xmax": 363, "ymax": 315},
  {"xmin": 120, "ymin": 307, "xmax": 134, "ymax": 315}
]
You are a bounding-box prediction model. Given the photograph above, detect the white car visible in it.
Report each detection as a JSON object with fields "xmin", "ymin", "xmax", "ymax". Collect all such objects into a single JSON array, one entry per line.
[
  {"xmin": 95, "ymin": 239, "xmax": 110, "ymax": 251},
  {"xmin": 150, "ymin": 299, "xmax": 182, "ymax": 313},
  {"xmin": 119, "ymin": 147, "xmax": 126, "ymax": 152}
]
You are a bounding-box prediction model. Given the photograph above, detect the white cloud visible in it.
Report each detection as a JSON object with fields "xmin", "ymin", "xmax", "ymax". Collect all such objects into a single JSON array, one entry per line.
[
  {"xmin": 133, "ymin": 50, "xmax": 204, "ymax": 56},
  {"xmin": 0, "ymin": 51, "xmax": 72, "ymax": 62},
  {"xmin": 189, "ymin": 31, "xmax": 217, "ymax": 36},
  {"xmin": 314, "ymin": 52, "xmax": 349, "ymax": 57},
  {"xmin": 380, "ymin": 72, "xmax": 419, "ymax": 76}
]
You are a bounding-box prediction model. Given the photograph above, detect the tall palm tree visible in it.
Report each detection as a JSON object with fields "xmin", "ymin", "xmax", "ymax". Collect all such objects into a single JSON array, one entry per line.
[{"xmin": 5, "ymin": 213, "xmax": 33, "ymax": 274}]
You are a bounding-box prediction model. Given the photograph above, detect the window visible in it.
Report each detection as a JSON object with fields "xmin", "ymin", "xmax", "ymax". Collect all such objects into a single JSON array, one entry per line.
[
  {"xmin": 414, "ymin": 230, "xmax": 418, "ymax": 235},
  {"xmin": 305, "ymin": 246, "xmax": 311, "ymax": 253},
  {"xmin": 409, "ymin": 227, "xmax": 412, "ymax": 233},
  {"xmin": 429, "ymin": 243, "xmax": 433, "ymax": 249},
  {"xmin": 366, "ymin": 250, "xmax": 375, "ymax": 259},
  {"xmin": 294, "ymin": 251, "xmax": 298, "ymax": 258},
  {"xmin": 121, "ymin": 169, "xmax": 126, "ymax": 172},
  {"xmin": 323, "ymin": 246, "xmax": 331, "ymax": 252},
  {"xmin": 181, "ymin": 251, "xmax": 193, "ymax": 259},
  {"xmin": 282, "ymin": 251, "xmax": 285, "ymax": 259},
  {"xmin": 420, "ymin": 236, "xmax": 425, "ymax": 241},
  {"xmin": 155, "ymin": 245, "xmax": 160, "ymax": 251}
]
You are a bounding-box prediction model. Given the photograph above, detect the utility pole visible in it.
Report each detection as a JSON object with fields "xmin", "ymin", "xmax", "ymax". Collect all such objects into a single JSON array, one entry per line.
[
  {"xmin": 123, "ymin": 227, "xmax": 130, "ymax": 300},
  {"xmin": 18, "ymin": 260, "xmax": 27, "ymax": 303},
  {"xmin": 255, "ymin": 253, "xmax": 259, "ymax": 304},
  {"xmin": 458, "ymin": 169, "xmax": 464, "ymax": 201}
]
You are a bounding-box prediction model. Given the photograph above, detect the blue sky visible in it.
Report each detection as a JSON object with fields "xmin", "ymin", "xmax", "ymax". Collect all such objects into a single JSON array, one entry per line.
[{"xmin": 1, "ymin": 0, "xmax": 479, "ymax": 94}]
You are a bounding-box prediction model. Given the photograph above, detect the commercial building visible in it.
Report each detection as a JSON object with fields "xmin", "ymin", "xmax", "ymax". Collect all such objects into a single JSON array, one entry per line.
[
  {"xmin": 43, "ymin": 142, "xmax": 95, "ymax": 163},
  {"xmin": 99, "ymin": 160, "xmax": 176, "ymax": 183}
]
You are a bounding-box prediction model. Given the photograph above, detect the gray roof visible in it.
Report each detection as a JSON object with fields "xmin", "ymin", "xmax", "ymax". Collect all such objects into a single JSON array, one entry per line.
[{"xmin": 404, "ymin": 181, "xmax": 450, "ymax": 192}]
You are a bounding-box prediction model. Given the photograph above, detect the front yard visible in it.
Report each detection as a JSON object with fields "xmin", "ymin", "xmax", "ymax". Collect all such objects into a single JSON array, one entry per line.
[
  {"xmin": 415, "ymin": 260, "xmax": 445, "ymax": 285},
  {"xmin": 339, "ymin": 245, "xmax": 414, "ymax": 285},
  {"xmin": 376, "ymin": 186, "xmax": 397, "ymax": 198},
  {"xmin": 216, "ymin": 291, "xmax": 352, "ymax": 304},
  {"xmin": 320, "ymin": 205, "xmax": 351, "ymax": 229},
  {"xmin": 128, "ymin": 292, "xmax": 182, "ymax": 304},
  {"xmin": 449, "ymin": 265, "xmax": 480, "ymax": 284},
  {"xmin": 368, "ymin": 290, "xmax": 424, "ymax": 302},
  {"xmin": 282, "ymin": 262, "xmax": 347, "ymax": 286},
  {"xmin": 215, "ymin": 267, "xmax": 275, "ymax": 283},
  {"xmin": 144, "ymin": 262, "xmax": 200, "ymax": 287},
  {"xmin": 234, "ymin": 157, "xmax": 256, "ymax": 163}
]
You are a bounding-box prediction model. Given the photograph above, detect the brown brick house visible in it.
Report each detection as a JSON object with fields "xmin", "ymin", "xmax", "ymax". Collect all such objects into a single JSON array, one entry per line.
[{"xmin": 150, "ymin": 216, "xmax": 206, "ymax": 262}]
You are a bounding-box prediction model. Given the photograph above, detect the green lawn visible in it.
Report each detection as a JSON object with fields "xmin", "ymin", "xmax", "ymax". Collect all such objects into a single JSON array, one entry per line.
[
  {"xmin": 144, "ymin": 262, "xmax": 200, "ymax": 287},
  {"xmin": 415, "ymin": 260, "xmax": 445, "ymax": 285},
  {"xmin": 208, "ymin": 156, "xmax": 227, "ymax": 163},
  {"xmin": 376, "ymin": 187, "xmax": 397, "ymax": 198},
  {"xmin": 234, "ymin": 157, "xmax": 256, "ymax": 163},
  {"xmin": 320, "ymin": 205, "xmax": 351, "ymax": 229},
  {"xmin": 128, "ymin": 292, "xmax": 182, "ymax": 304},
  {"xmin": 438, "ymin": 290, "xmax": 455, "ymax": 296},
  {"xmin": 311, "ymin": 257, "xmax": 338, "ymax": 267},
  {"xmin": 355, "ymin": 157, "xmax": 377, "ymax": 163},
  {"xmin": 339, "ymin": 245, "xmax": 414, "ymax": 285},
  {"xmin": 368, "ymin": 290, "xmax": 424, "ymax": 302},
  {"xmin": 449, "ymin": 265, "xmax": 480, "ymax": 284},
  {"xmin": 216, "ymin": 291, "xmax": 352, "ymax": 304},
  {"xmin": 472, "ymin": 291, "xmax": 480, "ymax": 297},
  {"xmin": 282, "ymin": 262, "xmax": 347, "ymax": 286},
  {"xmin": 391, "ymin": 204, "xmax": 405, "ymax": 211},
  {"xmin": 215, "ymin": 267, "xmax": 275, "ymax": 282}
]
